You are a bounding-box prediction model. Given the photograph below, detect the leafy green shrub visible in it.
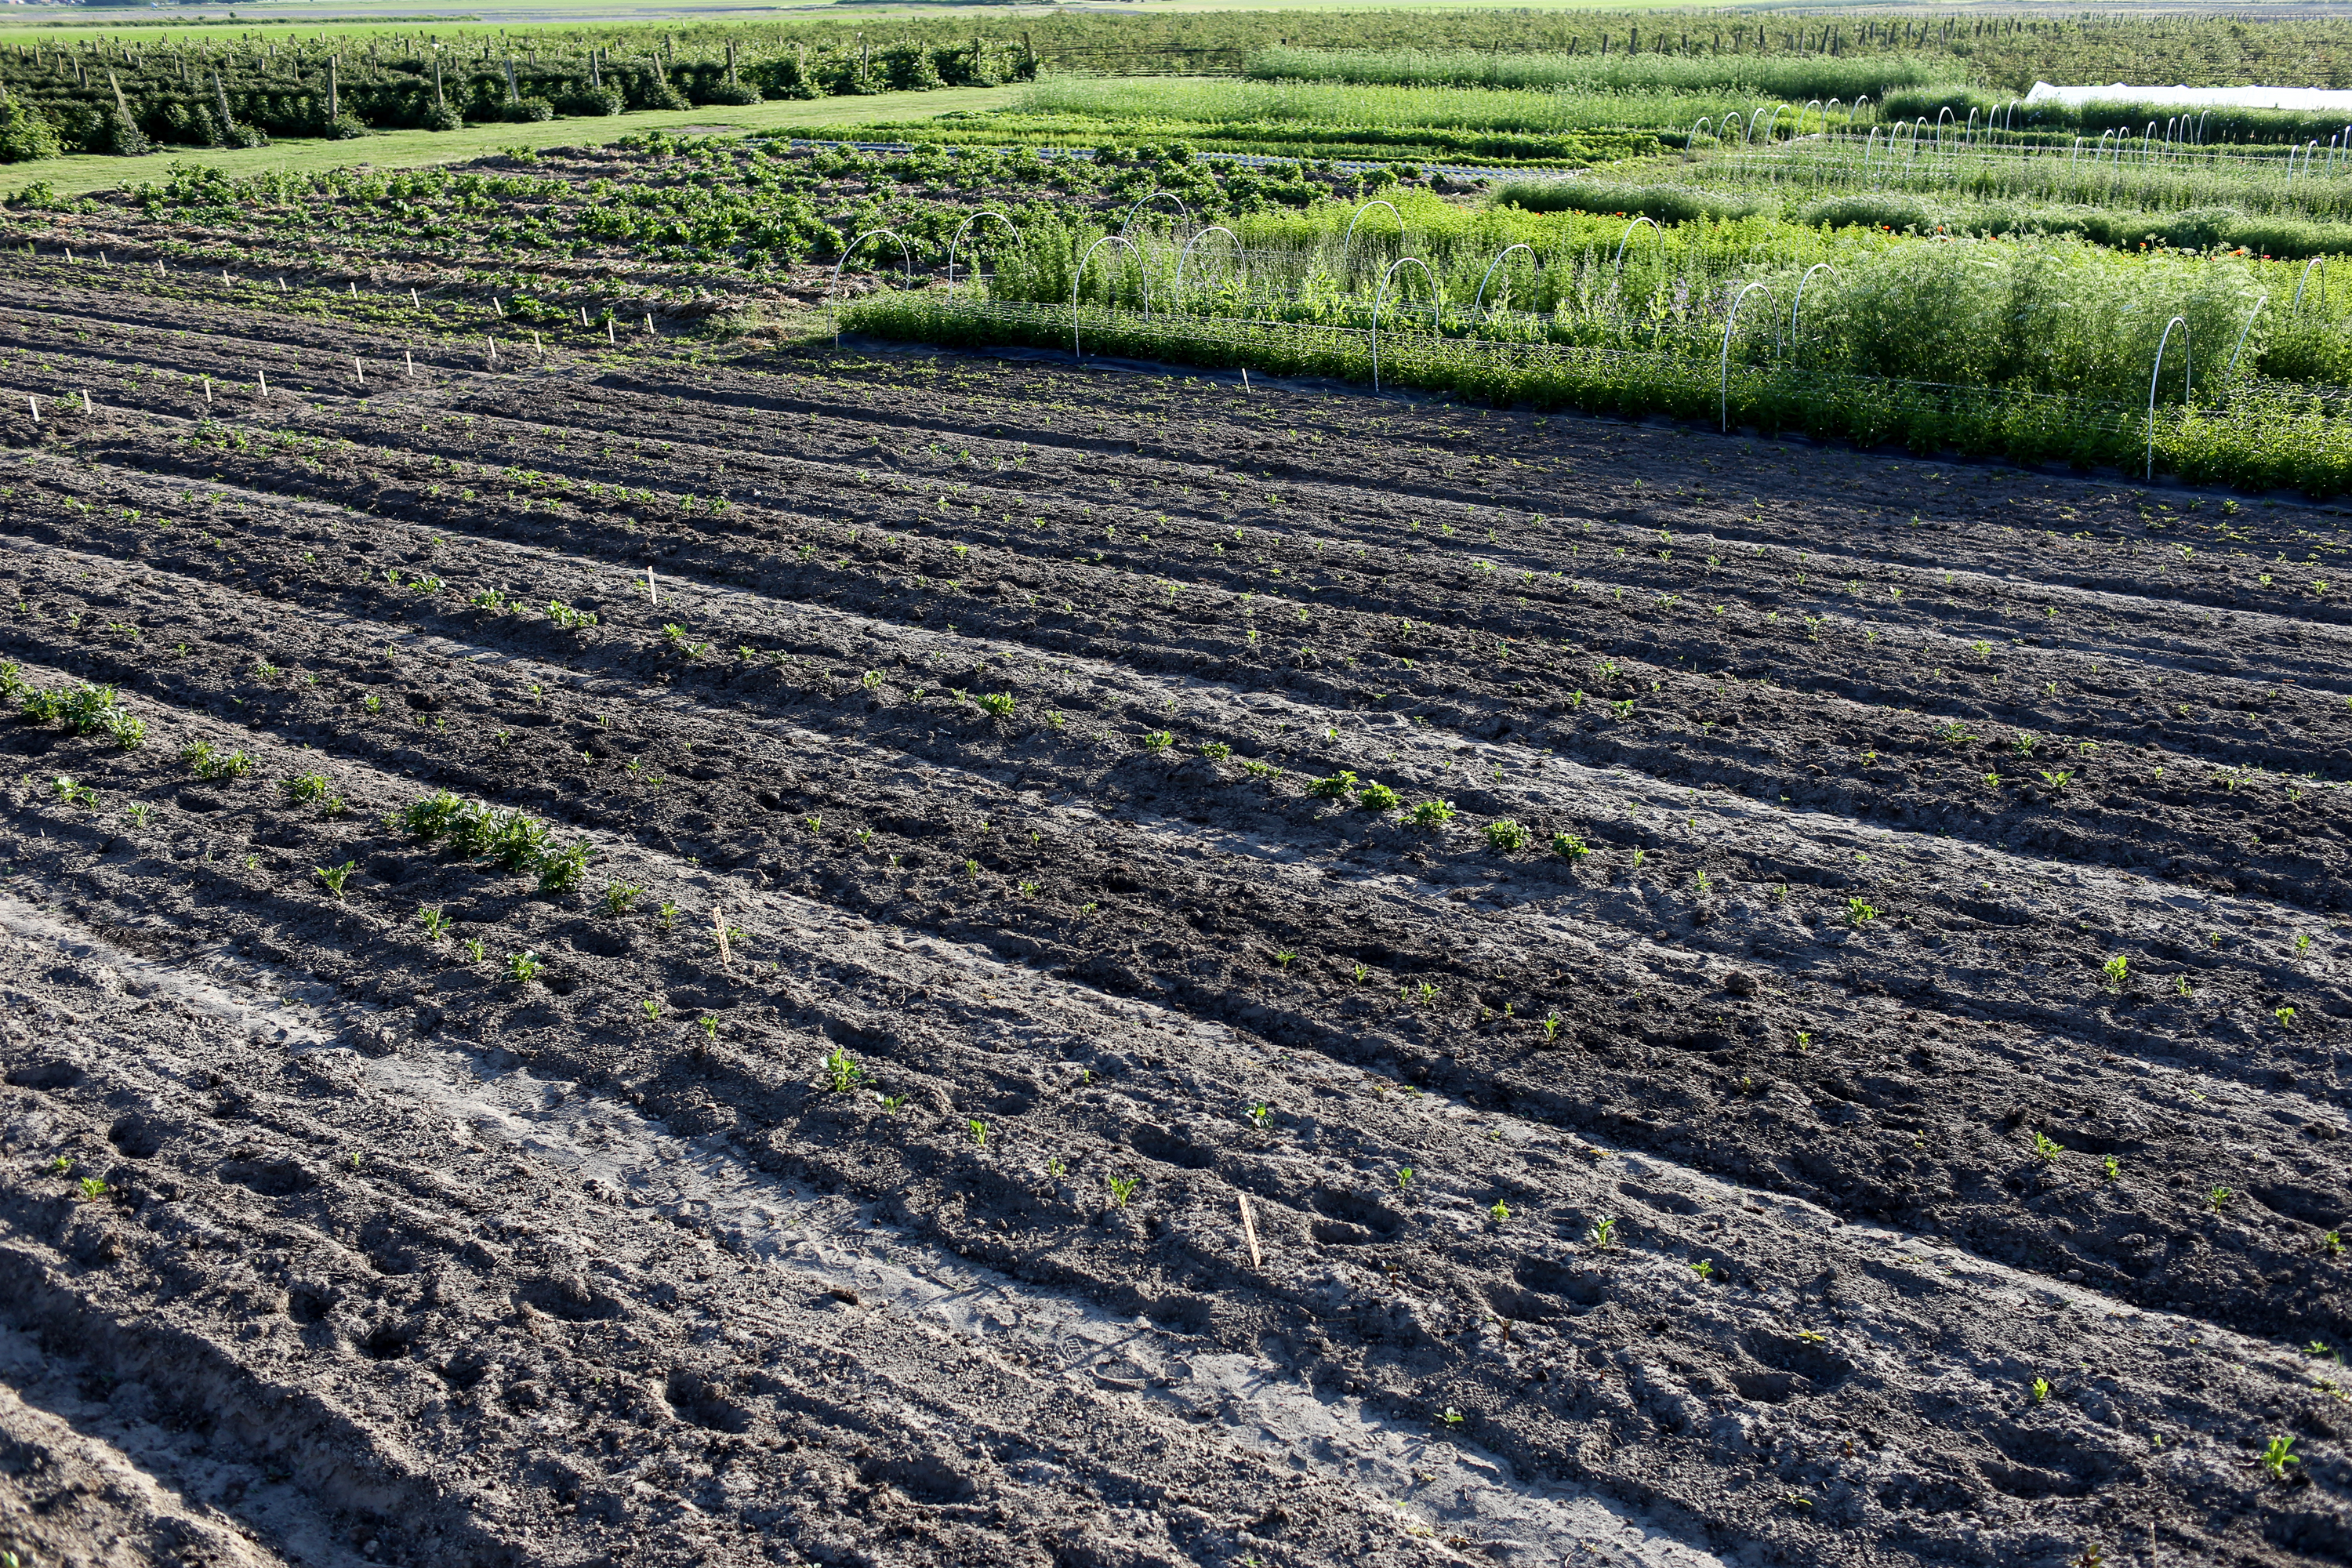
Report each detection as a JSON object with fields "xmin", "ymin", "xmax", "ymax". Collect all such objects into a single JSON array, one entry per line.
[
  {"xmin": 398, "ymin": 789, "xmax": 468, "ymax": 840},
  {"xmin": 1249, "ymin": 45, "xmax": 1955, "ymax": 102},
  {"xmin": 557, "ymin": 85, "xmax": 625, "ymax": 117},
  {"xmin": 535, "ymin": 842, "xmax": 592, "ymax": 895},
  {"xmin": 0, "ymin": 96, "xmax": 62, "ymax": 164},
  {"xmin": 1483, "ymin": 819, "xmax": 1529, "ymax": 851}
]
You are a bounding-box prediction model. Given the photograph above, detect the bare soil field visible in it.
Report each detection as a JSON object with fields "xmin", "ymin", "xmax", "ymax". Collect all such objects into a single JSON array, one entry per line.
[{"xmin": 0, "ymin": 259, "xmax": 2347, "ymax": 1568}]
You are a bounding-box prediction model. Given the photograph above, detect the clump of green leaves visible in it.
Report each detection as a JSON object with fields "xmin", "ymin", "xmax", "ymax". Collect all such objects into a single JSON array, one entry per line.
[
  {"xmin": 398, "ymin": 789, "xmax": 469, "ymax": 840},
  {"xmin": 1483, "ymin": 818, "xmax": 1528, "ymax": 851},
  {"xmin": 1410, "ymin": 798, "xmax": 1455, "ymax": 827},
  {"xmin": 506, "ymin": 950, "xmax": 544, "ymax": 983},
  {"xmin": 2101, "ymin": 954, "xmax": 2129, "ymax": 991},
  {"xmin": 822, "ymin": 1045, "xmax": 863, "ymax": 1093},
  {"xmin": 181, "ymin": 739, "xmax": 252, "ymax": 780},
  {"xmin": 314, "ymin": 860, "xmax": 358, "ymax": 898},
  {"xmin": 1551, "ymin": 832, "xmax": 1591, "ymax": 860},
  {"xmin": 535, "ymin": 842, "xmax": 593, "ymax": 895},
  {"xmin": 603, "ymin": 882, "xmax": 643, "ymax": 916},
  {"xmin": 21, "ymin": 683, "xmax": 143, "ymax": 748},
  {"xmin": 1357, "ymin": 781, "xmax": 1401, "ymax": 812},
  {"xmin": 2260, "ymin": 1435, "xmax": 2299, "ymax": 1479},
  {"xmin": 279, "ymin": 771, "xmax": 333, "ymax": 806},
  {"xmin": 1308, "ymin": 770, "xmax": 1359, "ymax": 800},
  {"xmin": 975, "ymin": 691, "xmax": 1015, "ymax": 719},
  {"xmin": 1105, "ymin": 1174, "xmax": 1139, "ymax": 1208},
  {"xmin": 1845, "ymin": 898, "xmax": 1878, "ymax": 927}
]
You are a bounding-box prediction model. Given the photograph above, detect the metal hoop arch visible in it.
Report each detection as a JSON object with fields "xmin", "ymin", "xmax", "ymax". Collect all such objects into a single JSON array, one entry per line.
[
  {"xmin": 1719, "ymin": 282, "xmax": 1784, "ymax": 434},
  {"xmin": 1370, "ymin": 256, "xmax": 1440, "ymax": 394},
  {"xmin": 827, "ymin": 227, "xmax": 913, "ymax": 347},
  {"xmin": 2294, "ymin": 256, "xmax": 2328, "ymax": 317},
  {"xmin": 1472, "ymin": 243, "xmax": 1540, "ymax": 321},
  {"xmin": 2226, "ymin": 294, "xmax": 2267, "ymax": 380},
  {"xmin": 946, "ymin": 210, "xmax": 1020, "ymax": 292},
  {"xmin": 1174, "ymin": 225, "xmax": 1242, "ymax": 307},
  {"xmin": 1071, "ymin": 234, "xmax": 1146, "ymax": 359},
  {"xmin": 1117, "ymin": 189, "xmax": 1192, "ymax": 237},
  {"xmin": 2146, "ymin": 315, "xmax": 2191, "ymax": 481},
  {"xmin": 1612, "ymin": 215, "xmax": 1659, "ymax": 274},
  {"xmin": 1341, "ymin": 199, "xmax": 1406, "ymax": 271},
  {"xmin": 1790, "ymin": 263, "xmax": 1838, "ymax": 358}
]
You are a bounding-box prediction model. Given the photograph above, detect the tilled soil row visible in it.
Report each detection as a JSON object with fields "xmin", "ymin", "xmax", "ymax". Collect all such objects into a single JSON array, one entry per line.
[
  {"xmin": 0, "ymin": 864, "xmax": 1472, "ymax": 1568},
  {"xmin": 3, "ymin": 438, "xmax": 2347, "ymax": 1355},
  {"xmin": 2, "ymin": 670, "xmax": 2347, "ymax": 1568},
  {"xmin": 2, "ymin": 274, "xmax": 2347, "ymax": 912},
  {"xmin": 0, "ymin": 268, "xmax": 2348, "ymax": 1565}
]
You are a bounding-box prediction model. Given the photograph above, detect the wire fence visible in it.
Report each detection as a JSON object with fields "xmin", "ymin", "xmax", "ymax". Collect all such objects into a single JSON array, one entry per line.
[{"xmin": 839, "ymin": 292, "xmax": 2352, "ymax": 494}]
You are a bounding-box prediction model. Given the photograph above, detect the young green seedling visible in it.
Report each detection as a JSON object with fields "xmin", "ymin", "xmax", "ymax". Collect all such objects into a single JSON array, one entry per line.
[
  {"xmin": 822, "ymin": 1045, "xmax": 863, "ymax": 1093},
  {"xmin": 314, "ymin": 860, "xmax": 358, "ymax": 898}
]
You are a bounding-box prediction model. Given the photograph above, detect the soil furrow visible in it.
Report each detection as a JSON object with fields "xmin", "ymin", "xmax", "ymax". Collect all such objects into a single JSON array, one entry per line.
[
  {"xmin": 5, "ymin": 497, "xmax": 2348, "ymax": 1359},
  {"xmin": 4, "ymin": 264, "xmax": 2350, "ymax": 1568},
  {"xmin": 20, "ymin": 391, "xmax": 2352, "ymax": 915}
]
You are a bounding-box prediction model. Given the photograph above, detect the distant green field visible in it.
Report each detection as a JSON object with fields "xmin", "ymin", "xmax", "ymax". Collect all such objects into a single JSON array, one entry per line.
[{"xmin": 0, "ymin": 84, "xmax": 1022, "ymax": 198}]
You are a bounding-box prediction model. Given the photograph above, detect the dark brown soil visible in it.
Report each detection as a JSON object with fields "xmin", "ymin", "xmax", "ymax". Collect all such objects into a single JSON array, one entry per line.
[{"xmin": 1, "ymin": 262, "xmax": 2348, "ymax": 1568}]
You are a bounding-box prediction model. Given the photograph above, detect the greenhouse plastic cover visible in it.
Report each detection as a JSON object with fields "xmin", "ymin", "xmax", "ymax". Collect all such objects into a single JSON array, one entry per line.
[{"xmin": 2025, "ymin": 81, "xmax": 2352, "ymax": 111}]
